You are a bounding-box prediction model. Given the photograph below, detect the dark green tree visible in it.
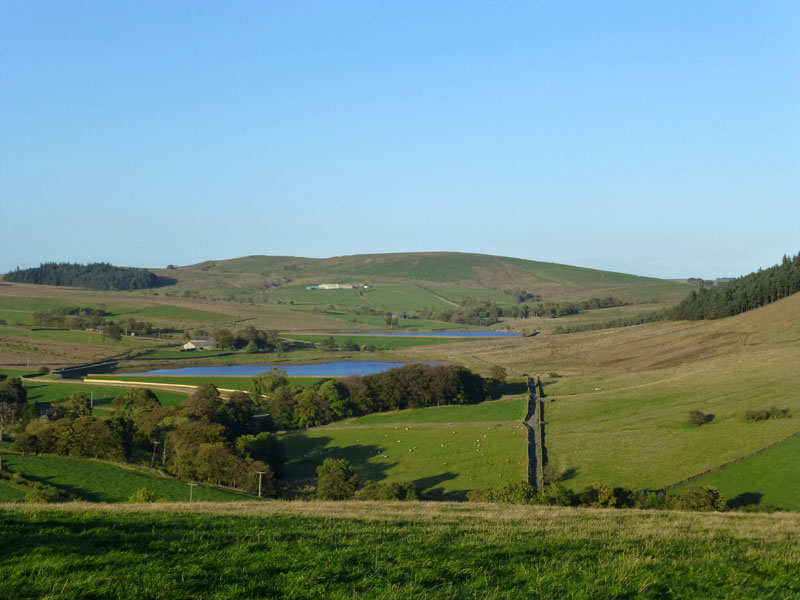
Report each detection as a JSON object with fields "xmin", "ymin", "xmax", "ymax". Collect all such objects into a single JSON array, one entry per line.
[{"xmin": 316, "ymin": 458, "xmax": 359, "ymax": 500}]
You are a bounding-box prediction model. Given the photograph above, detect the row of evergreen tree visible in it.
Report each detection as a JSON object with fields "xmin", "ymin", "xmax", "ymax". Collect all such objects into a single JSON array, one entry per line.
[
  {"xmin": 4, "ymin": 262, "xmax": 159, "ymax": 290},
  {"xmin": 671, "ymin": 252, "xmax": 800, "ymax": 320}
]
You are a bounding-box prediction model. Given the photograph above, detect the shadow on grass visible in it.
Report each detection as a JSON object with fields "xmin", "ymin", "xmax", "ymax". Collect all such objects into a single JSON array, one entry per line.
[
  {"xmin": 414, "ymin": 472, "xmax": 465, "ymax": 500},
  {"xmin": 492, "ymin": 381, "xmax": 527, "ymax": 397},
  {"xmin": 728, "ymin": 491, "xmax": 763, "ymax": 508},
  {"xmin": 558, "ymin": 467, "xmax": 579, "ymax": 482},
  {"xmin": 283, "ymin": 435, "xmax": 396, "ymax": 485},
  {"xmin": 1, "ymin": 466, "xmax": 105, "ymax": 502}
]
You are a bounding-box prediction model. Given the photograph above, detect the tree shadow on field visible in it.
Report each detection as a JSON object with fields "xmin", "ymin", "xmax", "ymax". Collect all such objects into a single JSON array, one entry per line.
[
  {"xmin": 413, "ymin": 472, "xmax": 461, "ymax": 500},
  {"xmin": 727, "ymin": 491, "xmax": 763, "ymax": 508},
  {"xmin": 2, "ymin": 466, "xmax": 104, "ymax": 502},
  {"xmin": 558, "ymin": 467, "xmax": 579, "ymax": 482},
  {"xmin": 282, "ymin": 435, "xmax": 396, "ymax": 487},
  {"xmin": 492, "ymin": 381, "xmax": 527, "ymax": 397}
]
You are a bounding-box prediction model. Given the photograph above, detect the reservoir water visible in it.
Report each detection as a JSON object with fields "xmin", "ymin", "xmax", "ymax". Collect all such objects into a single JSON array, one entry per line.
[{"xmin": 118, "ymin": 361, "xmax": 420, "ymax": 377}]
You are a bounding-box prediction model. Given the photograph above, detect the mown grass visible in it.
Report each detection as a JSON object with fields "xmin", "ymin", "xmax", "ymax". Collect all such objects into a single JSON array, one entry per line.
[
  {"xmin": 0, "ymin": 502, "xmax": 798, "ymax": 599},
  {"xmin": 0, "ymin": 453, "xmax": 250, "ymax": 503},
  {"xmin": 681, "ymin": 433, "xmax": 800, "ymax": 511},
  {"xmin": 280, "ymin": 422, "xmax": 527, "ymax": 498},
  {"xmin": 86, "ymin": 374, "xmax": 323, "ymax": 391},
  {"xmin": 23, "ymin": 381, "xmax": 187, "ymax": 410}
]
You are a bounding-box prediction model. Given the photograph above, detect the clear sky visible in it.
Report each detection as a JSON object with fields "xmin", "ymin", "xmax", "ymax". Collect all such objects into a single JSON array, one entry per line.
[{"xmin": 1, "ymin": 1, "xmax": 797, "ymax": 279}]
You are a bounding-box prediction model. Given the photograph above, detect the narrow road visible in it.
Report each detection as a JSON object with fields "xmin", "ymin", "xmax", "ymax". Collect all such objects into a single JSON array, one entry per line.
[{"xmin": 522, "ymin": 376, "xmax": 541, "ymax": 491}]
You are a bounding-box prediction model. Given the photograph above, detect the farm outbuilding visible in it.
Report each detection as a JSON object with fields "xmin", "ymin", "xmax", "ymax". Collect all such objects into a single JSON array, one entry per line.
[{"xmin": 183, "ymin": 336, "xmax": 217, "ymax": 351}]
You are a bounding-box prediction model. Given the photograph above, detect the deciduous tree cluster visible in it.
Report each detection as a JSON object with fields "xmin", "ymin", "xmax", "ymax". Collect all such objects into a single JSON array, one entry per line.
[{"xmin": 254, "ymin": 364, "xmax": 488, "ymax": 430}]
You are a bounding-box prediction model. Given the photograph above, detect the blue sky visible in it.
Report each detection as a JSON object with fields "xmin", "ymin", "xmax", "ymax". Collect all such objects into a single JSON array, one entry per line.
[{"xmin": 1, "ymin": 1, "xmax": 797, "ymax": 279}]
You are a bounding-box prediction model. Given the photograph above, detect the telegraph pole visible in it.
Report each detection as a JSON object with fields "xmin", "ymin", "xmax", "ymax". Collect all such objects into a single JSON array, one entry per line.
[
  {"xmin": 188, "ymin": 482, "xmax": 197, "ymax": 502},
  {"xmin": 256, "ymin": 471, "xmax": 266, "ymax": 498},
  {"xmin": 150, "ymin": 441, "xmax": 160, "ymax": 468}
]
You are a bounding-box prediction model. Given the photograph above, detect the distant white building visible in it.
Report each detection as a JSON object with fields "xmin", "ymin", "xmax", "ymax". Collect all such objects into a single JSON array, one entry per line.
[
  {"xmin": 306, "ymin": 283, "xmax": 363, "ymax": 290},
  {"xmin": 183, "ymin": 336, "xmax": 217, "ymax": 351}
]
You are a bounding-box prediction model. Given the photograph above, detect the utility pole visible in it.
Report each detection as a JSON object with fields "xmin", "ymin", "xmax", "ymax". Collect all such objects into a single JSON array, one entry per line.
[
  {"xmin": 90, "ymin": 392, "xmax": 94, "ymax": 409},
  {"xmin": 188, "ymin": 482, "xmax": 197, "ymax": 502},
  {"xmin": 256, "ymin": 471, "xmax": 266, "ymax": 498},
  {"xmin": 150, "ymin": 441, "xmax": 160, "ymax": 468}
]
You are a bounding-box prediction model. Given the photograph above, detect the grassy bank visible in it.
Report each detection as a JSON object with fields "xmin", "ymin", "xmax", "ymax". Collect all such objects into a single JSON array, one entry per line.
[{"xmin": 0, "ymin": 453, "xmax": 250, "ymax": 503}]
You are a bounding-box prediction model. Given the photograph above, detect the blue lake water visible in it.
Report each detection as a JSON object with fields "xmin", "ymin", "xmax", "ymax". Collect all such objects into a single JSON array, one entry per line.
[
  {"xmin": 344, "ymin": 331, "xmax": 520, "ymax": 338},
  {"xmin": 118, "ymin": 361, "xmax": 419, "ymax": 377}
]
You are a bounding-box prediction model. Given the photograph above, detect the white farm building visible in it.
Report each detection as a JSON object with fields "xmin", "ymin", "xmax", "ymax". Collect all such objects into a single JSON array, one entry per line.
[
  {"xmin": 306, "ymin": 283, "xmax": 361, "ymax": 290},
  {"xmin": 183, "ymin": 336, "xmax": 217, "ymax": 351}
]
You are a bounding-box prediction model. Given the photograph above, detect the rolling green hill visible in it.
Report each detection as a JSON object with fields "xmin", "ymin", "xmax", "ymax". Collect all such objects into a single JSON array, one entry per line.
[{"xmin": 151, "ymin": 252, "xmax": 692, "ymax": 304}]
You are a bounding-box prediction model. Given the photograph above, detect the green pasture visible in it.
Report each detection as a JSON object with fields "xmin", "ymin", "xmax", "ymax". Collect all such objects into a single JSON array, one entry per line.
[
  {"xmin": 275, "ymin": 283, "xmax": 459, "ymax": 312},
  {"xmin": 425, "ymin": 284, "xmax": 516, "ymax": 304},
  {"xmin": 679, "ymin": 433, "xmax": 800, "ymax": 512},
  {"xmin": 87, "ymin": 375, "xmax": 323, "ymax": 392},
  {"xmin": 0, "ymin": 369, "xmax": 33, "ymax": 378},
  {"xmin": 116, "ymin": 304, "xmax": 233, "ymax": 325},
  {"xmin": 321, "ymin": 312, "xmax": 482, "ymax": 331},
  {"xmin": 0, "ymin": 309, "xmax": 33, "ymax": 326},
  {"xmin": 0, "ymin": 453, "xmax": 249, "ymax": 503},
  {"xmin": 543, "ymin": 347, "xmax": 800, "ymax": 491},
  {"xmin": 23, "ymin": 381, "xmax": 187, "ymax": 410},
  {"xmin": 1, "ymin": 505, "xmax": 799, "ymax": 599},
  {"xmin": 0, "ymin": 326, "xmax": 163, "ymax": 350},
  {"xmin": 506, "ymin": 257, "xmax": 661, "ymax": 285},
  {"xmin": 348, "ymin": 397, "xmax": 527, "ymax": 425},
  {"xmin": 284, "ymin": 334, "xmax": 471, "ymax": 350},
  {"xmin": 0, "ymin": 296, "xmax": 70, "ymax": 313},
  {"xmin": 280, "ymin": 422, "xmax": 527, "ymax": 498}
]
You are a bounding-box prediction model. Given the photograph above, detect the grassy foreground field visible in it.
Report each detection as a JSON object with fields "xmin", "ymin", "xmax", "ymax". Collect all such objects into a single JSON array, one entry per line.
[{"xmin": 0, "ymin": 502, "xmax": 798, "ymax": 599}]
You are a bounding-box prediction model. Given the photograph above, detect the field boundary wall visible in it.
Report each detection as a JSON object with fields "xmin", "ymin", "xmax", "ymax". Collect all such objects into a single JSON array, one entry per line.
[{"xmin": 662, "ymin": 429, "xmax": 800, "ymax": 491}]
